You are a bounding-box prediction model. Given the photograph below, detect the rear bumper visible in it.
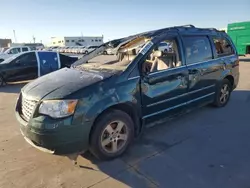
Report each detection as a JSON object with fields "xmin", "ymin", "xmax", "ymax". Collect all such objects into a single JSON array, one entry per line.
[{"xmin": 233, "ymin": 72, "xmax": 240, "ymax": 90}]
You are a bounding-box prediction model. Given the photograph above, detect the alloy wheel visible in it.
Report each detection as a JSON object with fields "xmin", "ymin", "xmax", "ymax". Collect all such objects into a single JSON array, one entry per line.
[
  {"xmin": 100, "ymin": 121, "xmax": 128, "ymax": 154},
  {"xmin": 220, "ymin": 84, "xmax": 230, "ymax": 104}
]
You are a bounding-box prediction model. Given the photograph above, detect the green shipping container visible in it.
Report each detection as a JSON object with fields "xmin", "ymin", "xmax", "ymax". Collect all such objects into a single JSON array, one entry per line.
[{"xmin": 227, "ymin": 21, "xmax": 250, "ymax": 55}]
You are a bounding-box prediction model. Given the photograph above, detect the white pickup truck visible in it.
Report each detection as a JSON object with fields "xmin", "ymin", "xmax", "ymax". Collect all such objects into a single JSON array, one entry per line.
[{"xmin": 0, "ymin": 46, "xmax": 32, "ymax": 63}]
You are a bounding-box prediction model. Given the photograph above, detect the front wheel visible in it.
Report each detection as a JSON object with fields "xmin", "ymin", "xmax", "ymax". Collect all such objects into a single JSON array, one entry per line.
[
  {"xmin": 90, "ymin": 109, "xmax": 134, "ymax": 160},
  {"xmin": 213, "ymin": 79, "xmax": 232, "ymax": 107}
]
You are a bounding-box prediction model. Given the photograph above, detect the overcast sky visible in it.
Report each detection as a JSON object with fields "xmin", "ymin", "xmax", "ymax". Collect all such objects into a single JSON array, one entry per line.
[{"xmin": 0, "ymin": 0, "xmax": 249, "ymax": 44}]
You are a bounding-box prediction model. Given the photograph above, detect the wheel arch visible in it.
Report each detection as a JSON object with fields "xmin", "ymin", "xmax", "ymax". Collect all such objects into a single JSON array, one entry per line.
[
  {"xmin": 89, "ymin": 102, "xmax": 142, "ymax": 143},
  {"xmin": 224, "ymin": 75, "xmax": 234, "ymax": 89}
]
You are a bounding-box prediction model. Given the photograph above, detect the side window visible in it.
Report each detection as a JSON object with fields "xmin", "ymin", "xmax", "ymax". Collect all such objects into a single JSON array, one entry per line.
[
  {"xmin": 15, "ymin": 54, "xmax": 29, "ymax": 63},
  {"xmin": 17, "ymin": 53, "xmax": 37, "ymax": 65},
  {"xmin": 22, "ymin": 47, "xmax": 29, "ymax": 52},
  {"xmin": 183, "ymin": 36, "xmax": 212, "ymax": 65},
  {"xmin": 9, "ymin": 48, "xmax": 21, "ymax": 54},
  {"xmin": 26, "ymin": 52, "xmax": 37, "ymax": 64},
  {"xmin": 142, "ymin": 37, "xmax": 182, "ymax": 74},
  {"xmin": 212, "ymin": 37, "xmax": 234, "ymax": 57}
]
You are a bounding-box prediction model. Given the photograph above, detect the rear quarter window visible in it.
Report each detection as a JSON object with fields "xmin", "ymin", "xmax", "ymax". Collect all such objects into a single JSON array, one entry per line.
[{"xmin": 212, "ymin": 36, "xmax": 235, "ymax": 57}]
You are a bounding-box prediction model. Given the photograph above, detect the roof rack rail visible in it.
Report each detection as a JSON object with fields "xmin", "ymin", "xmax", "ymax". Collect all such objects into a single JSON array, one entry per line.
[
  {"xmin": 197, "ymin": 27, "xmax": 219, "ymax": 32},
  {"xmin": 176, "ymin": 24, "xmax": 195, "ymax": 28}
]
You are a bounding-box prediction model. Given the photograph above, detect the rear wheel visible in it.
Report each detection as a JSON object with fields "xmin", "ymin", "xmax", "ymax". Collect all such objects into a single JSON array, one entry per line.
[
  {"xmin": 103, "ymin": 51, "xmax": 107, "ymax": 55},
  {"xmin": 0, "ymin": 76, "xmax": 5, "ymax": 87},
  {"xmin": 85, "ymin": 50, "xmax": 88, "ymax": 54},
  {"xmin": 213, "ymin": 79, "xmax": 232, "ymax": 107},
  {"xmin": 90, "ymin": 109, "xmax": 134, "ymax": 160}
]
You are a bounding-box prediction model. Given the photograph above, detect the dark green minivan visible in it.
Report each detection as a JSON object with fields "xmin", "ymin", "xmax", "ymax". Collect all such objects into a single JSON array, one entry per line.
[{"xmin": 15, "ymin": 25, "xmax": 239, "ymax": 160}]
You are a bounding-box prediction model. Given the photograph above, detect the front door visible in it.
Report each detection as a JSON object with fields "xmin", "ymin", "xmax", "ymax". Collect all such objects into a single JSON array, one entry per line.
[
  {"xmin": 140, "ymin": 35, "xmax": 189, "ymax": 126},
  {"xmin": 5, "ymin": 52, "xmax": 38, "ymax": 82}
]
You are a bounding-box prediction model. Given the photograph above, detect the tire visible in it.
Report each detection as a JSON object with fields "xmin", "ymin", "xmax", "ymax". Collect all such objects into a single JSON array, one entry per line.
[
  {"xmin": 85, "ymin": 50, "xmax": 88, "ymax": 54},
  {"xmin": 164, "ymin": 49, "xmax": 168, "ymax": 53},
  {"xmin": 89, "ymin": 109, "xmax": 134, "ymax": 160},
  {"xmin": 213, "ymin": 79, "xmax": 232, "ymax": 107},
  {"xmin": 103, "ymin": 51, "xmax": 107, "ymax": 55},
  {"xmin": 0, "ymin": 75, "xmax": 5, "ymax": 87}
]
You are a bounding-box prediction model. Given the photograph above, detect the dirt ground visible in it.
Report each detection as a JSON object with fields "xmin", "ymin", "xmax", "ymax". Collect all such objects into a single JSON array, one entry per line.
[{"xmin": 0, "ymin": 61, "xmax": 250, "ymax": 188}]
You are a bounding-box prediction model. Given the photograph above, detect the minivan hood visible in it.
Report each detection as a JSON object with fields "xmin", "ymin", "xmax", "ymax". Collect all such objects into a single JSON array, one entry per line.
[{"xmin": 22, "ymin": 68, "xmax": 114, "ymax": 100}]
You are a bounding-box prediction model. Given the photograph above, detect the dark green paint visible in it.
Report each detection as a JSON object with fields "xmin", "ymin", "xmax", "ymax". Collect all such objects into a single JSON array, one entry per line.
[{"xmin": 15, "ymin": 27, "xmax": 240, "ymax": 154}]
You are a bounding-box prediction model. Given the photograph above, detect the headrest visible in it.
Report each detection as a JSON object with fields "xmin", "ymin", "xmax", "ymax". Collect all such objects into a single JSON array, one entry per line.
[{"xmin": 153, "ymin": 50, "xmax": 162, "ymax": 58}]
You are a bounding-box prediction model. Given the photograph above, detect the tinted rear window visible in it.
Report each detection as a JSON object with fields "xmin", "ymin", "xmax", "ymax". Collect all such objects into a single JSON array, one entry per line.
[{"xmin": 212, "ymin": 36, "xmax": 235, "ymax": 57}]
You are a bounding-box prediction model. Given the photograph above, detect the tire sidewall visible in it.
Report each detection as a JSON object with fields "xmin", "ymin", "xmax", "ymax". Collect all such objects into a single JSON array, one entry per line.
[
  {"xmin": 214, "ymin": 79, "xmax": 232, "ymax": 107},
  {"xmin": 90, "ymin": 110, "xmax": 134, "ymax": 160}
]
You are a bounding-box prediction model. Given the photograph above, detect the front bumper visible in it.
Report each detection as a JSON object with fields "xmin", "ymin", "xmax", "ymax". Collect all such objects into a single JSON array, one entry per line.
[{"xmin": 15, "ymin": 99, "xmax": 92, "ymax": 155}]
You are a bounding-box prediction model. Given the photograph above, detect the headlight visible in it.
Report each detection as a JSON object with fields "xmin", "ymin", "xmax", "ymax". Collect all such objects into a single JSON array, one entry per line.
[{"xmin": 39, "ymin": 100, "xmax": 78, "ymax": 118}]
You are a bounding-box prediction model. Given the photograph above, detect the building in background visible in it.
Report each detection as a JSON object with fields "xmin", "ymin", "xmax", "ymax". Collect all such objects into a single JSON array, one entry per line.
[
  {"xmin": 0, "ymin": 39, "xmax": 12, "ymax": 47},
  {"xmin": 227, "ymin": 21, "xmax": 250, "ymax": 55},
  {"xmin": 9, "ymin": 43, "xmax": 44, "ymax": 50},
  {"xmin": 50, "ymin": 36, "xmax": 104, "ymax": 47}
]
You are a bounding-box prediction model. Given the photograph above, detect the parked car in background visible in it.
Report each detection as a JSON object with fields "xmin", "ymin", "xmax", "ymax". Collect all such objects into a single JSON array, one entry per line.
[
  {"xmin": 15, "ymin": 25, "xmax": 239, "ymax": 161},
  {"xmin": 65, "ymin": 47, "xmax": 73, "ymax": 53},
  {"xmin": 59, "ymin": 47, "xmax": 65, "ymax": 53},
  {"xmin": 0, "ymin": 47, "xmax": 9, "ymax": 53},
  {"xmin": 76, "ymin": 46, "xmax": 85, "ymax": 54},
  {"xmin": 103, "ymin": 48, "xmax": 116, "ymax": 55},
  {"xmin": 0, "ymin": 51, "xmax": 78, "ymax": 86},
  {"xmin": 158, "ymin": 42, "xmax": 172, "ymax": 52},
  {"xmin": 52, "ymin": 47, "xmax": 59, "ymax": 52},
  {"xmin": 83, "ymin": 45, "xmax": 98, "ymax": 54},
  {"xmin": 70, "ymin": 47, "xmax": 77, "ymax": 54},
  {"xmin": 72, "ymin": 46, "xmax": 80, "ymax": 54},
  {"xmin": 45, "ymin": 46, "xmax": 59, "ymax": 51},
  {"xmin": 0, "ymin": 46, "xmax": 32, "ymax": 63}
]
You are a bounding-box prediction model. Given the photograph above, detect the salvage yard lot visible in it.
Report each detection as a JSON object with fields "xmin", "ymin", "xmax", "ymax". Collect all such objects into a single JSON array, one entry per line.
[{"xmin": 0, "ymin": 62, "xmax": 250, "ymax": 188}]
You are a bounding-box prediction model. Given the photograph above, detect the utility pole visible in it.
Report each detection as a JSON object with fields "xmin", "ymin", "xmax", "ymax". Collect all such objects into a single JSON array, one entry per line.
[
  {"xmin": 13, "ymin": 30, "xmax": 17, "ymax": 43},
  {"xmin": 32, "ymin": 35, "xmax": 36, "ymax": 43}
]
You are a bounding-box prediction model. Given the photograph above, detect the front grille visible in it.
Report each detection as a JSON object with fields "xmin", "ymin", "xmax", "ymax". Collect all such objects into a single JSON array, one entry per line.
[{"xmin": 21, "ymin": 94, "xmax": 38, "ymax": 121}]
